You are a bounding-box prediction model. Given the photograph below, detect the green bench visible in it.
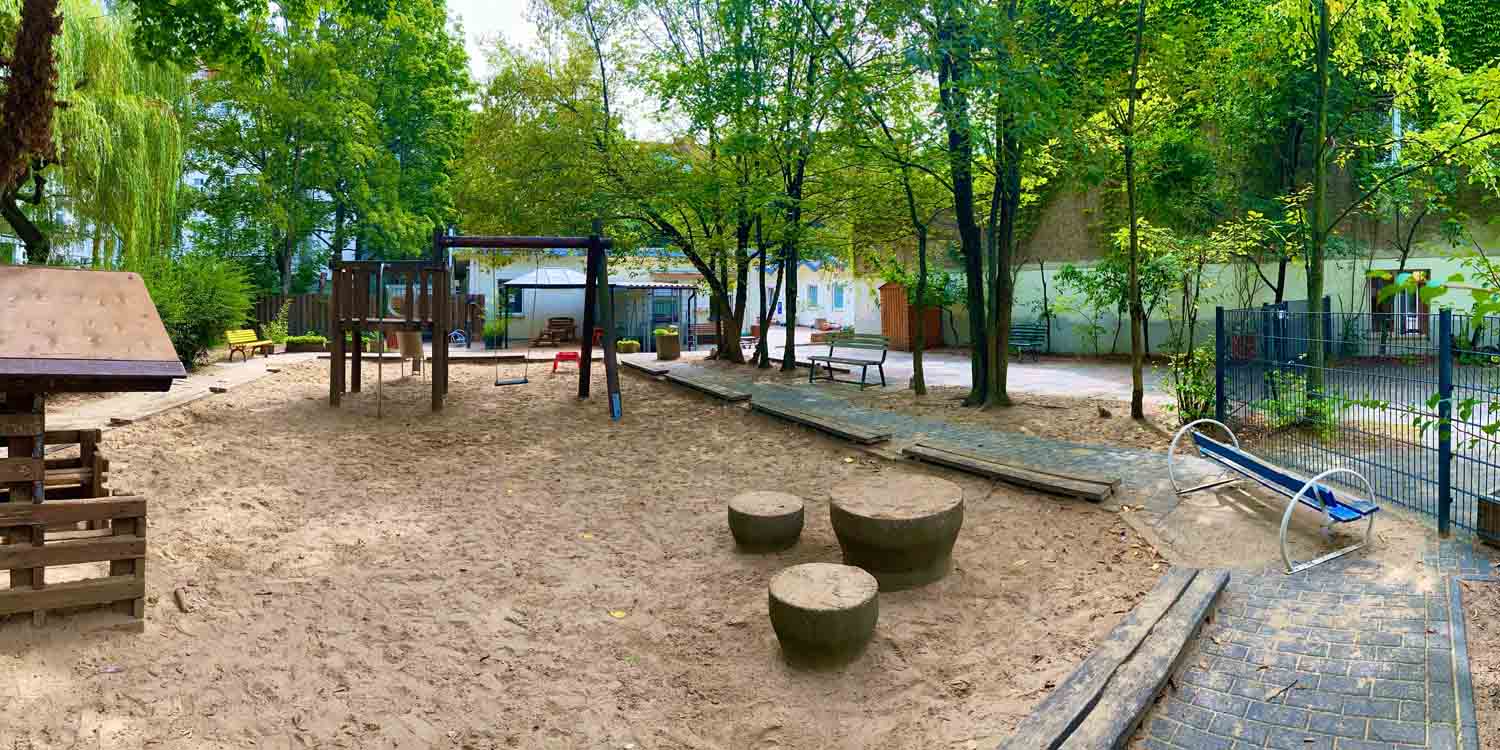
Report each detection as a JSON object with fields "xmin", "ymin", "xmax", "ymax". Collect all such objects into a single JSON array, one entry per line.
[
  {"xmin": 1009, "ymin": 323, "xmax": 1047, "ymax": 362},
  {"xmin": 809, "ymin": 333, "xmax": 889, "ymax": 389}
]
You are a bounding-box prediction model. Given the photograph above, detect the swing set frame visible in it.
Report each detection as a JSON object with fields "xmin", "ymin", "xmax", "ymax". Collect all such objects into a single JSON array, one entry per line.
[{"xmin": 327, "ymin": 226, "xmax": 624, "ymax": 420}]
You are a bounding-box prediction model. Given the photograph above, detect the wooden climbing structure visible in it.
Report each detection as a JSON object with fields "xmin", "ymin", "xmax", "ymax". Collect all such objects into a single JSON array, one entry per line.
[
  {"xmin": 333, "ymin": 228, "xmax": 624, "ymax": 418},
  {"xmin": 0, "ymin": 266, "xmax": 185, "ymax": 627}
]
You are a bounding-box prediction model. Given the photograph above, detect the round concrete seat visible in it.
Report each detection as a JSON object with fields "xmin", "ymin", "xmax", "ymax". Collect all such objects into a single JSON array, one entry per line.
[
  {"xmin": 728, "ymin": 491, "xmax": 805, "ymax": 551},
  {"xmin": 829, "ymin": 473, "xmax": 964, "ymax": 591},
  {"xmin": 768, "ymin": 563, "xmax": 878, "ymax": 665}
]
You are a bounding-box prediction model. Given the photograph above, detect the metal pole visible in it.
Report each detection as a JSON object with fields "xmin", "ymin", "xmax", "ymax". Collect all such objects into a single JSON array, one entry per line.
[
  {"xmin": 1215, "ymin": 306, "xmax": 1227, "ymax": 424},
  {"xmin": 1439, "ymin": 307, "xmax": 1453, "ymax": 537}
]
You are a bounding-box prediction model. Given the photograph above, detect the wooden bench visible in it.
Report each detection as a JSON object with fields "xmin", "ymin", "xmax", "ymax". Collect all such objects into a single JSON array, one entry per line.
[
  {"xmin": 226, "ymin": 329, "xmax": 273, "ymax": 361},
  {"xmin": 808, "ymin": 333, "xmax": 889, "ymax": 389},
  {"xmin": 690, "ymin": 322, "xmax": 718, "ymax": 348},
  {"xmin": 1009, "ymin": 322, "xmax": 1047, "ymax": 362},
  {"xmin": 1168, "ymin": 419, "xmax": 1380, "ymax": 573}
]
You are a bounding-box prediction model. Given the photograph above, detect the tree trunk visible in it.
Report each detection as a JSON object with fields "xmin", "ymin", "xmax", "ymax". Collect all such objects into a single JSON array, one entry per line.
[
  {"xmin": 935, "ymin": 10, "xmax": 988, "ymax": 406},
  {"xmin": 90, "ymin": 228, "xmax": 102, "ymax": 268},
  {"xmin": 913, "ymin": 225, "xmax": 929, "ymax": 396},
  {"xmin": 756, "ymin": 220, "xmax": 770, "ymax": 368},
  {"xmin": 781, "ymin": 245, "xmax": 799, "ymax": 371},
  {"xmin": 1306, "ymin": 0, "xmax": 1331, "ymax": 392},
  {"xmin": 987, "ymin": 111, "xmax": 1021, "ymax": 408},
  {"xmin": 1124, "ymin": 0, "xmax": 1147, "ymax": 420},
  {"xmin": 1, "ymin": 192, "xmax": 49, "ymax": 264},
  {"xmin": 281, "ymin": 232, "xmax": 295, "ymax": 295}
]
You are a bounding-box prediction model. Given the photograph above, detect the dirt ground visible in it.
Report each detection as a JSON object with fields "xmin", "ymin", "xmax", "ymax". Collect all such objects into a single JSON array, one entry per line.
[
  {"xmin": 0, "ymin": 360, "xmax": 1164, "ymax": 749},
  {"xmin": 1464, "ymin": 580, "xmax": 1500, "ymax": 750}
]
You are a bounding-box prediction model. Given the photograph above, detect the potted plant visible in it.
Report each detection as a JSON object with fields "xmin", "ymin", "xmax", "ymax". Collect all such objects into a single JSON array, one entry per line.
[
  {"xmin": 284, "ymin": 334, "xmax": 328, "ymax": 353},
  {"xmin": 655, "ymin": 326, "xmax": 681, "ymax": 360},
  {"xmin": 618, "ymin": 338, "xmax": 641, "ymax": 354},
  {"xmin": 483, "ymin": 318, "xmax": 508, "ymax": 349}
]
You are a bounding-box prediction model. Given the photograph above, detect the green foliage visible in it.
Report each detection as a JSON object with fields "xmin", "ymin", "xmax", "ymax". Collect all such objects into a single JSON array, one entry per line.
[
  {"xmin": 132, "ymin": 253, "xmax": 253, "ymax": 368},
  {"xmin": 1162, "ymin": 347, "xmax": 1216, "ymax": 425},
  {"xmin": 264, "ymin": 299, "xmax": 291, "ymax": 344},
  {"xmin": 653, "ymin": 326, "xmax": 679, "ymax": 337},
  {"xmin": 285, "ymin": 334, "xmax": 327, "ymax": 345},
  {"xmin": 877, "ymin": 261, "xmax": 964, "ymax": 310},
  {"xmin": 1251, "ymin": 368, "xmax": 1341, "ymax": 437}
]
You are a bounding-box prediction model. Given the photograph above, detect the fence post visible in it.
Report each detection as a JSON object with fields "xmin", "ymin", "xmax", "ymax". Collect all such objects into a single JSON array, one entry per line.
[
  {"xmin": 1438, "ymin": 308, "xmax": 1453, "ymax": 537},
  {"xmin": 1215, "ymin": 306, "xmax": 1227, "ymax": 424},
  {"xmin": 1323, "ymin": 295, "xmax": 1333, "ymax": 360}
]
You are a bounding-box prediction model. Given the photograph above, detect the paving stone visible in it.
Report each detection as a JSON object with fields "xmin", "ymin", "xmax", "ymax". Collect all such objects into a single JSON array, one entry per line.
[
  {"xmin": 1285, "ymin": 688, "xmax": 1344, "ymax": 713},
  {"xmin": 1371, "ymin": 679, "xmax": 1427, "ymax": 701},
  {"xmin": 1265, "ymin": 727, "xmax": 1334, "ymax": 750},
  {"xmin": 1342, "ymin": 696, "xmax": 1399, "ymax": 719},
  {"xmin": 1308, "ymin": 712, "xmax": 1367, "ymax": 738},
  {"xmin": 1165, "ymin": 698, "xmax": 1214, "ymax": 730},
  {"xmin": 1171, "ymin": 724, "xmax": 1235, "ymax": 750},
  {"xmin": 1209, "ymin": 714, "xmax": 1269, "ymax": 744},
  {"xmin": 1192, "ymin": 687, "xmax": 1251, "ymax": 717},
  {"xmin": 1245, "ymin": 702, "xmax": 1310, "ymax": 729},
  {"xmin": 1318, "ymin": 674, "xmax": 1373, "ymax": 696},
  {"xmin": 1367, "ymin": 719, "xmax": 1425, "ymax": 744}
]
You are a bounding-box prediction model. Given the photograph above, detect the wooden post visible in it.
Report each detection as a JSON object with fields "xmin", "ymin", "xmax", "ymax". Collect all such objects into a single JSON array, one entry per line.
[
  {"xmin": 432, "ymin": 267, "xmax": 448, "ymax": 411},
  {"xmin": 579, "ymin": 236, "xmax": 601, "ymax": 399},
  {"xmin": 330, "ymin": 269, "xmax": 346, "ymax": 407},
  {"xmin": 595, "ymin": 238, "xmax": 623, "ymax": 421},
  {"xmin": 3, "ymin": 392, "xmax": 46, "ymax": 625}
]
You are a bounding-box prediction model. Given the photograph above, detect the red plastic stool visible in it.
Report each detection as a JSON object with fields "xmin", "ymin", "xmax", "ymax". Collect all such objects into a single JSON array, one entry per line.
[{"xmin": 552, "ymin": 351, "xmax": 581, "ymax": 372}]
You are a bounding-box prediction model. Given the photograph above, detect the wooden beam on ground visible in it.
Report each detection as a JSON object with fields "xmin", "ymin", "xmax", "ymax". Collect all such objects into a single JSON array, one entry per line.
[
  {"xmin": 622, "ymin": 360, "xmax": 670, "ymax": 377},
  {"xmin": 903, "ymin": 442, "xmax": 1119, "ymax": 502},
  {"xmin": 1058, "ymin": 570, "xmax": 1229, "ymax": 750},
  {"xmin": 996, "ymin": 568, "xmax": 1200, "ymax": 750},
  {"xmin": 664, "ymin": 373, "xmax": 751, "ymax": 403},
  {"xmin": 749, "ymin": 401, "xmax": 891, "ymax": 445}
]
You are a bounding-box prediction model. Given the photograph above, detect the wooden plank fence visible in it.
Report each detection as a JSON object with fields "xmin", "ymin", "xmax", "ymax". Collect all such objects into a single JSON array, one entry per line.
[{"xmin": 252, "ymin": 294, "xmax": 330, "ymax": 337}]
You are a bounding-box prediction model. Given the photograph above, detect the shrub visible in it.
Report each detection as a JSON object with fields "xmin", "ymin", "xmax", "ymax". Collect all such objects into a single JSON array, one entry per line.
[
  {"xmin": 483, "ymin": 318, "xmax": 508, "ymax": 339},
  {"xmin": 264, "ymin": 299, "xmax": 291, "ymax": 344},
  {"xmin": 134, "ymin": 253, "xmax": 253, "ymax": 369},
  {"xmin": 1162, "ymin": 347, "xmax": 1215, "ymax": 426},
  {"xmin": 285, "ymin": 334, "xmax": 327, "ymax": 346}
]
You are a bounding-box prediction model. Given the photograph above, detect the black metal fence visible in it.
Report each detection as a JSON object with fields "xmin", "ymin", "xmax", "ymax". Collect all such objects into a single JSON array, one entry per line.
[{"xmin": 1215, "ymin": 302, "xmax": 1500, "ymax": 537}]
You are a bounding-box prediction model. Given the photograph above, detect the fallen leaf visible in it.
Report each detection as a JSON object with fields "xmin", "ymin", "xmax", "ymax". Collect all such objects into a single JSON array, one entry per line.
[
  {"xmin": 580, "ymin": 532, "xmax": 595, "ymax": 540},
  {"xmin": 608, "ymin": 610, "xmax": 628, "ymax": 619}
]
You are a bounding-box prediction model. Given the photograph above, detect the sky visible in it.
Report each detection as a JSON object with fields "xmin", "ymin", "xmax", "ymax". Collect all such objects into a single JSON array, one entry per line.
[{"xmin": 445, "ymin": 0, "xmax": 539, "ymax": 85}]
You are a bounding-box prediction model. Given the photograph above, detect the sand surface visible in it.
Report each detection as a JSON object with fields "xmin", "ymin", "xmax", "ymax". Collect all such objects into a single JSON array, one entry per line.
[
  {"xmin": 0, "ymin": 360, "xmax": 1162, "ymax": 749},
  {"xmin": 1464, "ymin": 579, "xmax": 1500, "ymax": 750}
]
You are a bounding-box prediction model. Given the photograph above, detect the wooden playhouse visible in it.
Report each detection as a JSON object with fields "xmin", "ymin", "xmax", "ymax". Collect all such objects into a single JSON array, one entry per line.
[{"xmin": 0, "ymin": 266, "xmax": 184, "ymax": 626}]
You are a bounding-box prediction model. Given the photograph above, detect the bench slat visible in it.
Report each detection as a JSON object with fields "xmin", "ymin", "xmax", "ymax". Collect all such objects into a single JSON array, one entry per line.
[{"xmin": 1191, "ymin": 434, "xmax": 1377, "ymax": 522}]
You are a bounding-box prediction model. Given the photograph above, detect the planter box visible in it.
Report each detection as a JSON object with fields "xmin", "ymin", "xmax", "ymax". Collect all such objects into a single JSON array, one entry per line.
[
  {"xmin": 1479, "ymin": 494, "xmax": 1500, "ymax": 546},
  {"xmin": 618, "ymin": 340, "xmax": 642, "ymax": 354},
  {"xmin": 656, "ymin": 335, "xmax": 681, "ymax": 360},
  {"xmin": 285, "ymin": 341, "xmax": 327, "ymax": 353}
]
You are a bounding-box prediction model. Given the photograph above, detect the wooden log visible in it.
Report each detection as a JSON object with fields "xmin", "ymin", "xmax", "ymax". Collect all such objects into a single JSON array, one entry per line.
[
  {"xmin": 0, "ymin": 534, "xmax": 144, "ymax": 569},
  {"xmin": 903, "ymin": 443, "xmax": 1117, "ymax": 502},
  {"xmin": 1058, "ymin": 570, "xmax": 1229, "ymax": 750},
  {"xmin": 0, "ymin": 457, "xmax": 43, "ymax": 483},
  {"xmin": 996, "ymin": 567, "xmax": 1200, "ymax": 750},
  {"xmin": 750, "ymin": 401, "xmax": 890, "ymax": 444},
  {"xmin": 0, "ymin": 496, "xmax": 145, "ymax": 527},
  {"xmin": 0, "ymin": 413, "xmax": 43, "ymax": 436},
  {"xmin": 0, "ymin": 576, "xmax": 144, "ymax": 617}
]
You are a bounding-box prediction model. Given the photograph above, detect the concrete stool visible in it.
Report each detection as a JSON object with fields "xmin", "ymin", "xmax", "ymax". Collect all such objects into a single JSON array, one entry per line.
[
  {"xmin": 829, "ymin": 473, "xmax": 964, "ymax": 591},
  {"xmin": 728, "ymin": 491, "xmax": 805, "ymax": 550},
  {"xmin": 768, "ymin": 563, "xmax": 878, "ymax": 666}
]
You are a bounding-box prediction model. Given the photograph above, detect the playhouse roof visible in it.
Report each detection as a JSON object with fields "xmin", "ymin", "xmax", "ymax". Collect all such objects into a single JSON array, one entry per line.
[
  {"xmin": 0, "ymin": 266, "xmax": 186, "ymax": 392},
  {"xmin": 501, "ymin": 267, "xmax": 695, "ymax": 291}
]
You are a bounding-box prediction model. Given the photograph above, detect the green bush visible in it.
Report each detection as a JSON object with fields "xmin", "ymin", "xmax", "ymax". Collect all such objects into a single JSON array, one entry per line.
[
  {"xmin": 1162, "ymin": 347, "xmax": 1216, "ymax": 426},
  {"xmin": 285, "ymin": 334, "xmax": 327, "ymax": 345},
  {"xmin": 264, "ymin": 299, "xmax": 291, "ymax": 344},
  {"xmin": 134, "ymin": 253, "xmax": 253, "ymax": 369},
  {"xmin": 483, "ymin": 318, "xmax": 508, "ymax": 339}
]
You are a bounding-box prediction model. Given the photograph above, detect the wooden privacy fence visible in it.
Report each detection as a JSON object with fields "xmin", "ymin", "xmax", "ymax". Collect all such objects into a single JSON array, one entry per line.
[
  {"xmin": 253, "ymin": 292, "xmax": 484, "ymax": 341},
  {"xmin": 252, "ymin": 294, "xmax": 330, "ymax": 336}
]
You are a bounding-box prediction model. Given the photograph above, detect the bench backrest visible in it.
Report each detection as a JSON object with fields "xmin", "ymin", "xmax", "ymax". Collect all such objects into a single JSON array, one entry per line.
[
  {"xmin": 827, "ymin": 333, "xmax": 889, "ymax": 361},
  {"xmin": 546, "ymin": 317, "xmax": 575, "ymax": 331},
  {"xmin": 226, "ymin": 329, "xmax": 262, "ymax": 345},
  {"xmin": 1010, "ymin": 323, "xmax": 1047, "ymax": 342},
  {"xmin": 1191, "ymin": 432, "xmax": 1376, "ymax": 521}
]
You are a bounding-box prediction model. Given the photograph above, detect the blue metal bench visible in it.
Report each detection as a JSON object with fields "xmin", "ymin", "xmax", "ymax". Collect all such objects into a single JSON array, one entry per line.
[{"xmin": 1167, "ymin": 419, "xmax": 1379, "ymax": 574}]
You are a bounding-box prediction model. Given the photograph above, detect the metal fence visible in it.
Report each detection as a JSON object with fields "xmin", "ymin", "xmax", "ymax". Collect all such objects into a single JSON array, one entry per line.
[{"xmin": 1215, "ymin": 302, "xmax": 1500, "ymax": 538}]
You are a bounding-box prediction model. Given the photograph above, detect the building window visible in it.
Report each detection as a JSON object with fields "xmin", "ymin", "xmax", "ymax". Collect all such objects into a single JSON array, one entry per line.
[
  {"xmin": 807, "ymin": 284, "xmax": 819, "ymax": 307},
  {"xmin": 1369, "ymin": 270, "xmax": 1429, "ymax": 335},
  {"xmin": 497, "ymin": 281, "xmax": 524, "ymax": 315},
  {"xmin": 833, "ymin": 283, "xmax": 846, "ymax": 310}
]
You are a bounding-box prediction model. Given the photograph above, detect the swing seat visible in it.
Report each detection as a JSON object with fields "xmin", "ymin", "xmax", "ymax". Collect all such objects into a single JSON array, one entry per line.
[{"xmin": 495, "ymin": 377, "xmax": 528, "ymax": 386}]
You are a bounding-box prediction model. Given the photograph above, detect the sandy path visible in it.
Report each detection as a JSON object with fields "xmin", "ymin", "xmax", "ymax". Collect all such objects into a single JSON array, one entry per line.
[{"xmin": 0, "ymin": 360, "xmax": 1160, "ymax": 749}]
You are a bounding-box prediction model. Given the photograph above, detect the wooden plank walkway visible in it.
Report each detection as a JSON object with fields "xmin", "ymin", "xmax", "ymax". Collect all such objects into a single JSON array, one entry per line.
[
  {"xmin": 903, "ymin": 442, "xmax": 1119, "ymax": 502},
  {"xmin": 622, "ymin": 360, "xmax": 670, "ymax": 377},
  {"xmin": 750, "ymin": 401, "xmax": 891, "ymax": 445},
  {"xmin": 997, "ymin": 567, "xmax": 1228, "ymax": 750},
  {"xmin": 663, "ymin": 373, "xmax": 751, "ymax": 402}
]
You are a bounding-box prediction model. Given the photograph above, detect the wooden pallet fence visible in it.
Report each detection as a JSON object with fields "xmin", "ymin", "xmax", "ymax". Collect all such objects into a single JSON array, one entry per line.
[{"xmin": 0, "ymin": 495, "xmax": 147, "ymax": 621}]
